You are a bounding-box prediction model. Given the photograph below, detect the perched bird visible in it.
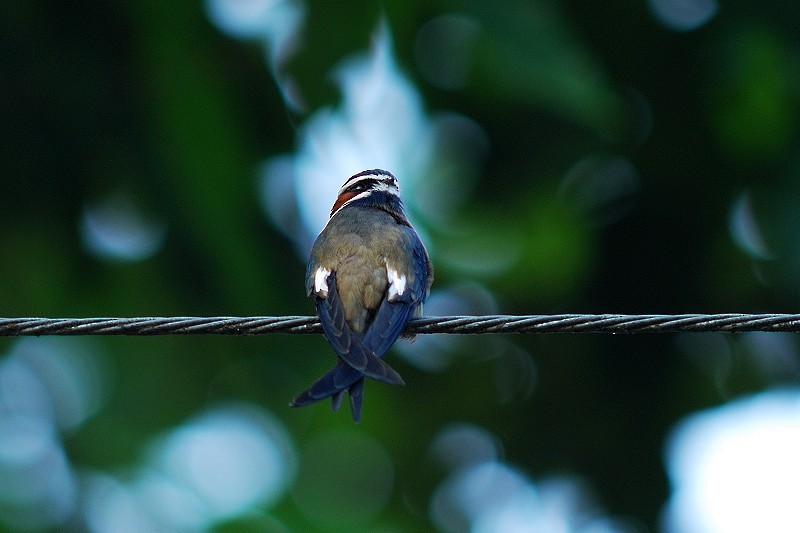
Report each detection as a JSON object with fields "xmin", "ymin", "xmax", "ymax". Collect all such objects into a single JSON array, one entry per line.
[{"xmin": 291, "ymin": 169, "xmax": 433, "ymax": 421}]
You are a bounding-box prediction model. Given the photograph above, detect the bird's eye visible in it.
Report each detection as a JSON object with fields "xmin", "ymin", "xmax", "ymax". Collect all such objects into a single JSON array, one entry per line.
[{"xmin": 349, "ymin": 180, "xmax": 376, "ymax": 193}]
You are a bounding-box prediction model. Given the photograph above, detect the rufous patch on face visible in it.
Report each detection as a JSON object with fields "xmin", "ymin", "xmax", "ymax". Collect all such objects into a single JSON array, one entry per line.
[{"xmin": 330, "ymin": 190, "xmax": 359, "ymax": 217}]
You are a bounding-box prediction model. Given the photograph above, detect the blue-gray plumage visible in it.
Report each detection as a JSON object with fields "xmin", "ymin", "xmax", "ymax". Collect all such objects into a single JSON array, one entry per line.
[{"xmin": 290, "ymin": 169, "xmax": 433, "ymax": 421}]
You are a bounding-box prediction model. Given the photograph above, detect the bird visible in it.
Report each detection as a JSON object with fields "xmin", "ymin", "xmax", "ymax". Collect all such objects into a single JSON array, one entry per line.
[{"xmin": 290, "ymin": 169, "xmax": 433, "ymax": 422}]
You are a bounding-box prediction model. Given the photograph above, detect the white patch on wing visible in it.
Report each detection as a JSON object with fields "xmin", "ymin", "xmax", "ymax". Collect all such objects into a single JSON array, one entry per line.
[
  {"xmin": 313, "ymin": 267, "xmax": 331, "ymax": 297},
  {"xmin": 386, "ymin": 264, "xmax": 407, "ymax": 301}
]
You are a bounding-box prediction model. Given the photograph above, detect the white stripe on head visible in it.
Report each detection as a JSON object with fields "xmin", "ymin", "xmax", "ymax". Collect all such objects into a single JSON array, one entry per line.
[{"xmin": 338, "ymin": 170, "xmax": 400, "ymax": 197}]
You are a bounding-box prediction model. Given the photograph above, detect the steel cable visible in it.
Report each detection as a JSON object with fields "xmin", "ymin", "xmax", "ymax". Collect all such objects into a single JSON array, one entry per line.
[{"xmin": 1, "ymin": 313, "xmax": 800, "ymax": 336}]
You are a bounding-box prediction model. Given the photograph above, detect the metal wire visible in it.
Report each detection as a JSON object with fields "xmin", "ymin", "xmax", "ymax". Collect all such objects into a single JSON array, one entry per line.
[{"xmin": 1, "ymin": 314, "xmax": 800, "ymax": 336}]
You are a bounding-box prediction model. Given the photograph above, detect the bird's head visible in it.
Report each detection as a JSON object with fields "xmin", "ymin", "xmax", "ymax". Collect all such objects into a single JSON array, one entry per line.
[{"xmin": 330, "ymin": 169, "xmax": 402, "ymax": 218}]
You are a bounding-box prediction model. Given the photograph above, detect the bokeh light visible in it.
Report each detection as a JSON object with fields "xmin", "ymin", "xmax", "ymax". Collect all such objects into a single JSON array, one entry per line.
[
  {"xmin": 83, "ymin": 404, "xmax": 296, "ymax": 532},
  {"xmin": 83, "ymin": 472, "xmax": 198, "ymax": 533},
  {"xmin": 429, "ymin": 423, "xmax": 634, "ymax": 533},
  {"xmin": 429, "ymin": 423, "xmax": 500, "ymax": 471},
  {"xmin": 728, "ymin": 191, "xmax": 774, "ymax": 261},
  {"xmin": 206, "ymin": 0, "xmax": 306, "ymax": 110},
  {"xmin": 259, "ymin": 21, "xmax": 487, "ymax": 261},
  {"xmin": 664, "ymin": 390, "xmax": 800, "ymax": 532},
  {"xmin": 0, "ymin": 338, "xmax": 107, "ymax": 531},
  {"xmin": 81, "ymin": 192, "xmax": 167, "ymax": 262},
  {"xmin": 262, "ymin": 22, "xmax": 438, "ymax": 251},
  {"xmin": 648, "ymin": 0, "xmax": 718, "ymax": 31},
  {"xmin": 151, "ymin": 404, "xmax": 296, "ymax": 518}
]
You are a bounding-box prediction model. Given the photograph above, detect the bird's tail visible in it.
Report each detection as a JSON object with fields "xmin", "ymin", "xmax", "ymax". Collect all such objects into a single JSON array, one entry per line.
[
  {"xmin": 314, "ymin": 273, "xmax": 405, "ymax": 386},
  {"xmin": 290, "ymin": 360, "xmax": 369, "ymax": 421},
  {"xmin": 346, "ymin": 333, "xmax": 405, "ymax": 385}
]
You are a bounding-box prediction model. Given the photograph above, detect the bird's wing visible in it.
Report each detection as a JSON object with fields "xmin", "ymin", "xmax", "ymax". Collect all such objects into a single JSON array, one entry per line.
[
  {"xmin": 362, "ymin": 232, "xmax": 431, "ymax": 355},
  {"xmin": 315, "ymin": 271, "xmax": 404, "ymax": 385},
  {"xmin": 361, "ymin": 293, "xmax": 417, "ymax": 357}
]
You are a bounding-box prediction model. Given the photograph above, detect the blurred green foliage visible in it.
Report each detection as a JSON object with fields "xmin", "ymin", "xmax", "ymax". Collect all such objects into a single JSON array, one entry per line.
[{"xmin": 2, "ymin": 0, "xmax": 800, "ymax": 531}]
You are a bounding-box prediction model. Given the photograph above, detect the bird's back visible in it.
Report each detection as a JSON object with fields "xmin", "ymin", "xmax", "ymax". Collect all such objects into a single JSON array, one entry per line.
[{"xmin": 307, "ymin": 205, "xmax": 419, "ymax": 333}]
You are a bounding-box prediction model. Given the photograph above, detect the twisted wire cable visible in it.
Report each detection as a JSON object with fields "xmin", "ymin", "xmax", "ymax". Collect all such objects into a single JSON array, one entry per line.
[{"xmin": 1, "ymin": 314, "xmax": 800, "ymax": 336}]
